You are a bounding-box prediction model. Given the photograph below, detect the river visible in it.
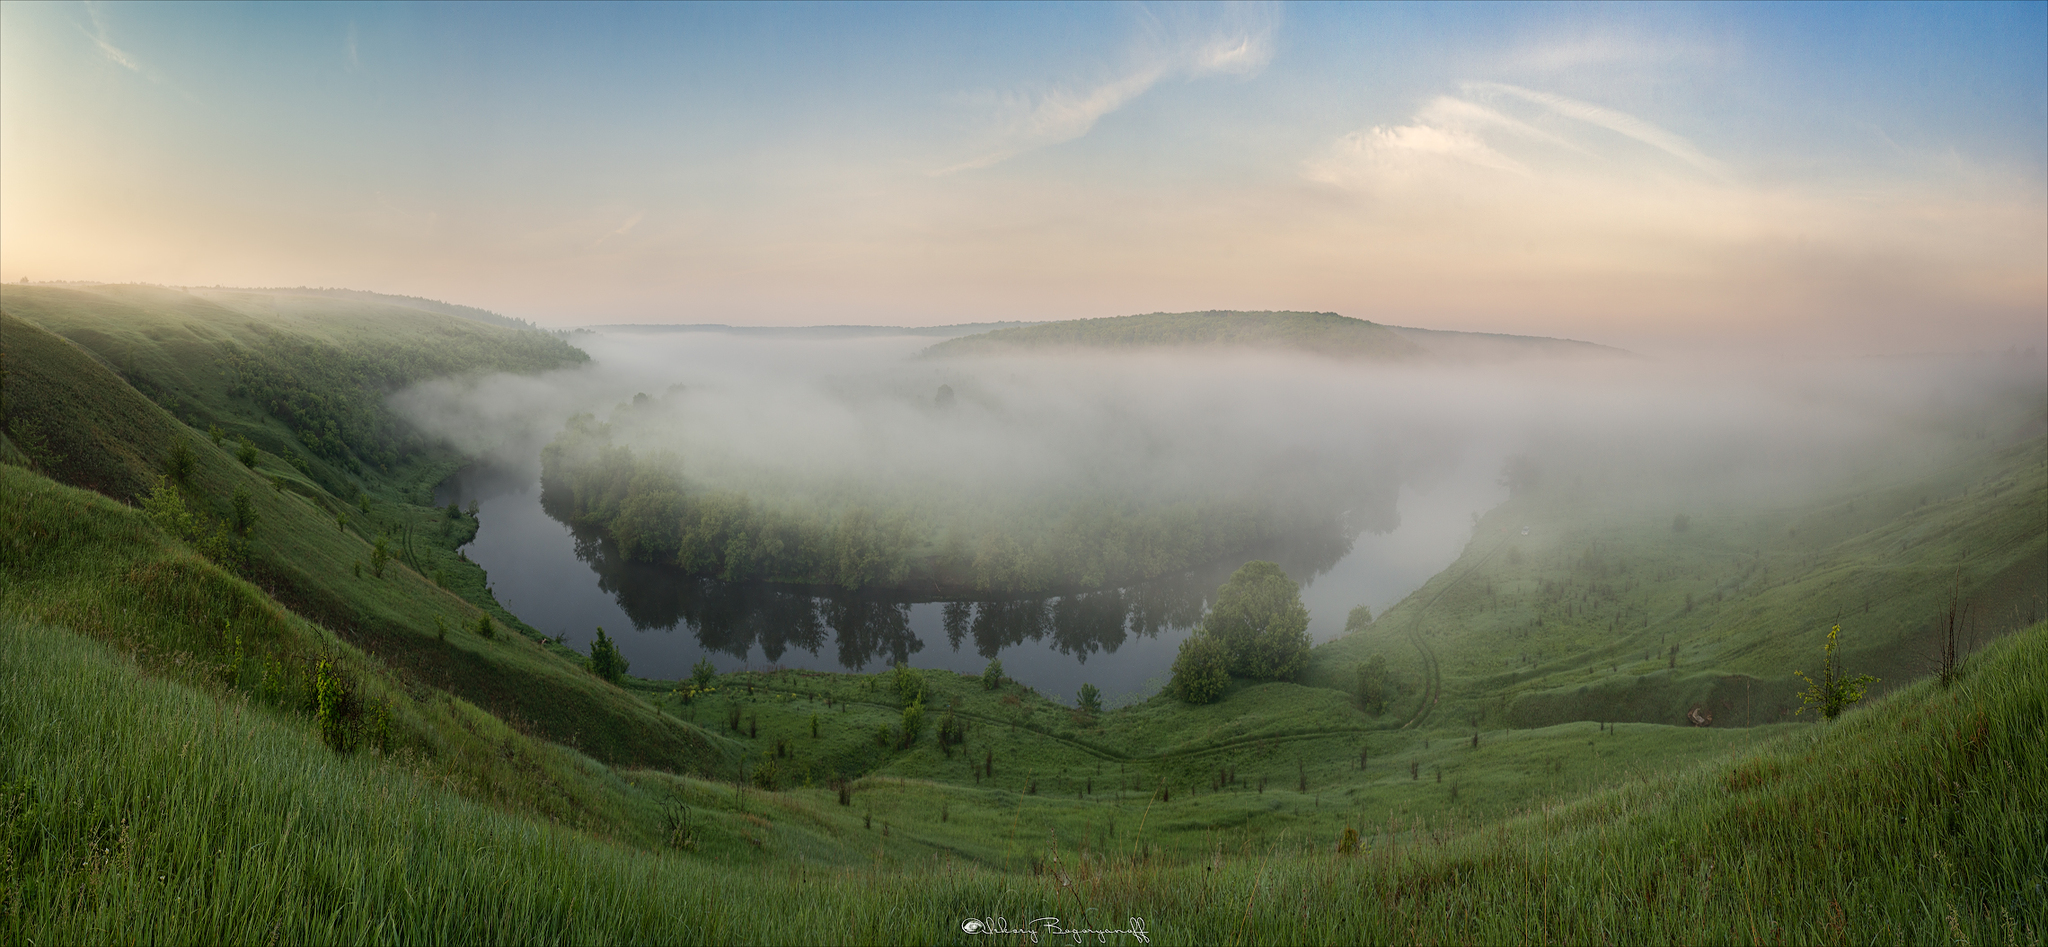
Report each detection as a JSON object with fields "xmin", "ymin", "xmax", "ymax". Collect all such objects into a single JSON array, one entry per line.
[{"xmin": 439, "ymin": 456, "xmax": 1504, "ymax": 708}]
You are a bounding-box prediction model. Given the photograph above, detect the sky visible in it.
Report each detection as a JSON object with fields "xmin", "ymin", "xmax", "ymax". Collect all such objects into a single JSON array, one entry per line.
[{"xmin": 2, "ymin": 1, "xmax": 2043, "ymax": 353}]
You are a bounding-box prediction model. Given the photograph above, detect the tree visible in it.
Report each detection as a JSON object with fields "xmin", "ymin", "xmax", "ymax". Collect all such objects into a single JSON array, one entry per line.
[
  {"xmin": 1169, "ymin": 633, "xmax": 1230, "ymax": 704},
  {"xmin": 235, "ymin": 437, "xmax": 259, "ymax": 468},
  {"xmin": 1345, "ymin": 604, "xmax": 1373, "ymax": 633},
  {"xmin": 1077, "ymin": 682, "xmax": 1103, "ymax": 715},
  {"xmin": 589, "ymin": 626, "xmax": 628, "ymax": 684},
  {"xmin": 1356, "ymin": 654, "xmax": 1389, "ymax": 715},
  {"xmin": 1203, "ymin": 561, "xmax": 1311, "ymax": 681},
  {"xmin": 981, "ymin": 658, "xmax": 1004, "ymax": 690}
]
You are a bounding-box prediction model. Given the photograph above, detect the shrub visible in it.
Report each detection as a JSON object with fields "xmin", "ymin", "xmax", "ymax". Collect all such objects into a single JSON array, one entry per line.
[
  {"xmin": 1795, "ymin": 624, "xmax": 1878, "ymax": 721},
  {"xmin": 1338, "ymin": 826, "xmax": 1360, "ymax": 856},
  {"xmin": 235, "ymin": 437, "xmax": 259, "ymax": 468},
  {"xmin": 1076, "ymin": 682, "xmax": 1102, "ymax": 715},
  {"xmin": 475, "ymin": 615, "xmax": 495, "ymax": 639},
  {"xmin": 164, "ymin": 439, "xmax": 197, "ymax": 484},
  {"xmin": 1170, "ymin": 633, "xmax": 1231, "ymax": 704},
  {"xmin": 691, "ymin": 657, "xmax": 717, "ymax": 688},
  {"xmin": 937, "ymin": 710, "xmax": 965, "ymax": 750},
  {"xmin": 893, "ymin": 664, "xmax": 926, "ymax": 704},
  {"xmin": 1356, "ymin": 654, "xmax": 1389, "ymax": 715},
  {"xmin": 981, "ymin": 658, "xmax": 1003, "ymax": 690},
  {"xmin": 370, "ymin": 536, "xmax": 390, "ymax": 578},
  {"xmin": 229, "ymin": 485, "xmax": 258, "ymax": 538},
  {"xmin": 588, "ymin": 626, "xmax": 628, "ymax": 684},
  {"xmin": 313, "ymin": 658, "xmax": 348, "ymax": 751},
  {"xmin": 900, "ymin": 699, "xmax": 926, "ymax": 748},
  {"xmin": 1345, "ymin": 605, "xmax": 1373, "ymax": 632}
]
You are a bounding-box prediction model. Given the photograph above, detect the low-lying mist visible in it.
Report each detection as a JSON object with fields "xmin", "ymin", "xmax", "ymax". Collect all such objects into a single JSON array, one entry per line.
[
  {"xmin": 392, "ymin": 327, "xmax": 2043, "ymax": 686},
  {"xmin": 397, "ymin": 329, "xmax": 2042, "ymax": 543}
]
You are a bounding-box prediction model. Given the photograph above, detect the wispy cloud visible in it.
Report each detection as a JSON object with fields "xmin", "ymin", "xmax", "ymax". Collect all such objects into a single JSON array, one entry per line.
[
  {"xmin": 934, "ymin": 1, "xmax": 1279, "ymax": 175},
  {"xmin": 81, "ymin": 1, "xmax": 144, "ymax": 74},
  {"xmin": 345, "ymin": 22, "xmax": 360, "ymax": 72},
  {"xmin": 1504, "ymin": 35, "xmax": 1726, "ymax": 73},
  {"xmin": 593, "ymin": 211, "xmax": 645, "ymax": 248},
  {"xmin": 1465, "ymin": 82, "xmax": 1729, "ymax": 180}
]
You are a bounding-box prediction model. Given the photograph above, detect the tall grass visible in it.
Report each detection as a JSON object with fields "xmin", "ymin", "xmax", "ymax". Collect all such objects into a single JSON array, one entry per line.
[{"xmin": 7, "ymin": 612, "xmax": 2039, "ymax": 944}]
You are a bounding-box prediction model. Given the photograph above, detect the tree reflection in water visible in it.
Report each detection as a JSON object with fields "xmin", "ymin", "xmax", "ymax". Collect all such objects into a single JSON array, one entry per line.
[{"xmin": 562, "ymin": 516, "xmax": 1359, "ymax": 672}]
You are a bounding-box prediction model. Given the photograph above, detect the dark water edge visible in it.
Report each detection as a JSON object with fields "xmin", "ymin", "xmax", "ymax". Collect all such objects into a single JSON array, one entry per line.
[{"xmin": 439, "ymin": 461, "xmax": 1505, "ymax": 706}]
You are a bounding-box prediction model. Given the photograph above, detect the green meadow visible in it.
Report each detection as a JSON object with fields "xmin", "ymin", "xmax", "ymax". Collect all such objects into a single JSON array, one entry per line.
[{"xmin": 3, "ymin": 286, "xmax": 2042, "ymax": 944}]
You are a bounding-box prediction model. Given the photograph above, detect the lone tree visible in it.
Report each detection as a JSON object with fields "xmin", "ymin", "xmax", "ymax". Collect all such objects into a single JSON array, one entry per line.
[
  {"xmin": 1205, "ymin": 561, "xmax": 1312, "ymax": 681},
  {"xmin": 1169, "ymin": 560, "xmax": 1313, "ymax": 703}
]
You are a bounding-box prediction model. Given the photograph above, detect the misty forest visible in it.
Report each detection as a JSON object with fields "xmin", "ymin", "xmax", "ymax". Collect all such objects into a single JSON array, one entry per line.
[{"xmin": 3, "ymin": 4, "xmax": 2046, "ymax": 947}]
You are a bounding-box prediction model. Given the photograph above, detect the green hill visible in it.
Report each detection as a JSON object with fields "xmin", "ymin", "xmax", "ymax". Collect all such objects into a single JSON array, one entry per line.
[
  {"xmin": 5, "ymin": 569, "xmax": 2038, "ymax": 941},
  {"xmin": 1308, "ymin": 429, "xmax": 2047, "ymax": 735},
  {"xmin": 919, "ymin": 310, "xmax": 1632, "ymax": 360},
  {"xmin": 920, "ymin": 310, "xmax": 1430, "ymax": 359},
  {"xmin": 1, "ymin": 290, "xmax": 728, "ymax": 776},
  {"xmin": 4, "ymin": 283, "xmax": 2040, "ymax": 943}
]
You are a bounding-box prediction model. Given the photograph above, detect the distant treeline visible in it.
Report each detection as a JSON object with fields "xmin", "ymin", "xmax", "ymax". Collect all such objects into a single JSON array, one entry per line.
[
  {"xmin": 920, "ymin": 310, "xmax": 1426, "ymax": 360},
  {"xmin": 227, "ymin": 328, "xmax": 585, "ymax": 475},
  {"xmin": 211, "ymin": 286, "xmax": 544, "ymax": 331},
  {"xmin": 539, "ymin": 414, "xmax": 1356, "ymax": 593}
]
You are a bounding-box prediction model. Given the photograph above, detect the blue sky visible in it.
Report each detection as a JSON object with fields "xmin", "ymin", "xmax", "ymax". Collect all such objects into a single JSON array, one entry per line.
[{"xmin": 3, "ymin": 1, "xmax": 2042, "ymax": 351}]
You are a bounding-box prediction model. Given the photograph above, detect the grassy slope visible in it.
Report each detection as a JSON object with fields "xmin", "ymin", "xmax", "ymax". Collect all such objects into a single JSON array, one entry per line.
[
  {"xmin": 6, "ymin": 597, "xmax": 2038, "ymax": 944},
  {"xmin": 4, "ymin": 283, "xmax": 2040, "ymax": 940},
  {"xmin": 2, "ymin": 298, "xmax": 727, "ymax": 775},
  {"xmin": 921, "ymin": 310, "xmax": 1428, "ymax": 360},
  {"xmin": 1310, "ymin": 432, "xmax": 2047, "ymax": 734}
]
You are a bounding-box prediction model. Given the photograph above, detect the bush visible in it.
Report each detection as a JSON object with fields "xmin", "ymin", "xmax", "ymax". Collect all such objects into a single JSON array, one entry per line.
[
  {"xmin": 313, "ymin": 658, "xmax": 348, "ymax": 751},
  {"xmin": 235, "ymin": 437, "xmax": 259, "ymax": 468},
  {"xmin": 1170, "ymin": 633, "xmax": 1231, "ymax": 704},
  {"xmin": 981, "ymin": 658, "xmax": 1004, "ymax": 690},
  {"xmin": 692, "ymin": 658, "xmax": 717, "ymax": 688},
  {"xmin": 1203, "ymin": 561, "xmax": 1311, "ymax": 681},
  {"xmin": 163, "ymin": 439, "xmax": 197, "ymax": 485},
  {"xmin": 900, "ymin": 700, "xmax": 926, "ymax": 748},
  {"xmin": 1345, "ymin": 605, "xmax": 1373, "ymax": 633},
  {"xmin": 588, "ymin": 627, "xmax": 628, "ymax": 684},
  {"xmin": 229, "ymin": 485, "xmax": 258, "ymax": 538},
  {"xmin": 475, "ymin": 615, "xmax": 495, "ymax": 639},
  {"xmin": 893, "ymin": 664, "xmax": 926, "ymax": 704},
  {"xmin": 370, "ymin": 536, "xmax": 390, "ymax": 578},
  {"xmin": 1356, "ymin": 654, "xmax": 1389, "ymax": 715},
  {"xmin": 1795, "ymin": 624, "xmax": 1877, "ymax": 721},
  {"xmin": 1077, "ymin": 682, "xmax": 1102, "ymax": 715}
]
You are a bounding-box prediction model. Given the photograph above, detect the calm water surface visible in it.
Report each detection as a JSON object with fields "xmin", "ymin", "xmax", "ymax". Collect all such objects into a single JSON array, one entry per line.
[{"xmin": 443, "ymin": 460, "xmax": 1504, "ymax": 706}]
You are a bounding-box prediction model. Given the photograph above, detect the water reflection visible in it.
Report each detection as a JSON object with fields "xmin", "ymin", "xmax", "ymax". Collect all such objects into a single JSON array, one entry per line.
[
  {"xmin": 551, "ymin": 512, "xmax": 1353, "ymax": 672},
  {"xmin": 438, "ymin": 453, "xmax": 1501, "ymax": 701}
]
